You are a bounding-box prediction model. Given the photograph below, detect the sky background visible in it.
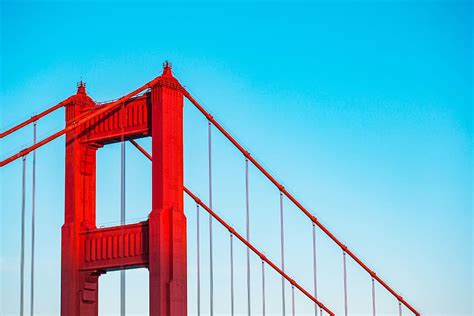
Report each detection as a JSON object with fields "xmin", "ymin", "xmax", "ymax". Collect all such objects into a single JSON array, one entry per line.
[{"xmin": 0, "ymin": 0, "xmax": 472, "ymax": 315}]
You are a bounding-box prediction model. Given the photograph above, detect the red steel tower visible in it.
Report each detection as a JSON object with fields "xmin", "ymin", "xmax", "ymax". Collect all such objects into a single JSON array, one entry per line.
[{"xmin": 61, "ymin": 62, "xmax": 187, "ymax": 315}]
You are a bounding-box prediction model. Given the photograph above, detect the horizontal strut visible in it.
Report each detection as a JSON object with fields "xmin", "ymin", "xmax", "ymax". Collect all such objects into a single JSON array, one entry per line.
[{"xmin": 0, "ymin": 75, "xmax": 163, "ymax": 167}]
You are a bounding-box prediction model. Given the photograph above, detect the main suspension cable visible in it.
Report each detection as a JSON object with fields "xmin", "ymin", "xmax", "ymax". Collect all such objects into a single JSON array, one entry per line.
[
  {"xmin": 1, "ymin": 74, "xmax": 163, "ymax": 167},
  {"xmin": 0, "ymin": 97, "xmax": 71, "ymax": 139},
  {"xmin": 128, "ymin": 141, "xmax": 335, "ymax": 316},
  {"xmin": 183, "ymin": 89, "xmax": 419, "ymax": 316},
  {"xmin": 186, "ymin": 186, "xmax": 335, "ymax": 316}
]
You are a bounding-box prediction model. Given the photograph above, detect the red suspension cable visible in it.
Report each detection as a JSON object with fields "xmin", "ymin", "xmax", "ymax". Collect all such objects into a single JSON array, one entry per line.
[
  {"xmin": 0, "ymin": 75, "xmax": 162, "ymax": 168},
  {"xmin": 183, "ymin": 89, "xmax": 420, "ymax": 316},
  {"xmin": 0, "ymin": 97, "xmax": 72, "ymax": 139},
  {"xmin": 129, "ymin": 139, "xmax": 335, "ymax": 316},
  {"xmin": 2, "ymin": 77, "xmax": 419, "ymax": 315},
  {"xmin": 129, "ymin": 140, "xmax": 151, "ymax": 160},
  {"xmin": 186, "ymin": 187, "xmax": 335, "ymax": 316}
]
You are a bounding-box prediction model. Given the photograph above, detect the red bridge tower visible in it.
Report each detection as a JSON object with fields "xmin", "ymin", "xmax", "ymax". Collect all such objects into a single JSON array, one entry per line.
[{"xmin": 61, "ymin": 63, "xmax": 187, "ymax": 315}]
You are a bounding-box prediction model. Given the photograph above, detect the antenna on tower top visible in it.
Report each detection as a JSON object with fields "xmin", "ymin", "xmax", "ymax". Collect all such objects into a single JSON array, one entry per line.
[
  {"xmin": 162, "ymin": 61, "xmax": 173, "ymax": 76},
  {"xmin": 163, "ymin": 60, "xmax": 172, "ymax": 69},
  {"xmin": 76, "ymin": 79, "xmax": 86, "ymax": 94}
]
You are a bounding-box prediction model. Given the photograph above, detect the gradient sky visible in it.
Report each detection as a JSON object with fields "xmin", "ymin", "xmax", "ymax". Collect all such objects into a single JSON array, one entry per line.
[{"xmin": 0, "ymin": 1, "xmax": 472, "ymax": 316}]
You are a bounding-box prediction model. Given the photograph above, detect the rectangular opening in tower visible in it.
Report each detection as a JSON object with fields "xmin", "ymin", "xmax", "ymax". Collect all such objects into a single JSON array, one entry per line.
[
  {"xmin": 96, "ymin": 139, "xmax": 151, "ymax": 228},
  {"xmin": 98, "ymin": 268, "xmax": 149, "ymax": 315}
]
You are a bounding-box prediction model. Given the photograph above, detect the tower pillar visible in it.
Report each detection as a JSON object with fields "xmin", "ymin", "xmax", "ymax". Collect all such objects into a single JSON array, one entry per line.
[
  {"xmin": 61, "ymin": 82, "xmax": 100, "ymax": 316},
  {"xmin": 149, "ymin": 62, "xmax": 187, "ymax": 316}
]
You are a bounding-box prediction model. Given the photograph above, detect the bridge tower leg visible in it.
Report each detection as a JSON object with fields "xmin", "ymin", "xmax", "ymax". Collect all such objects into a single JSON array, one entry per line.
[
  {"xmin": 149, "ymin": 63, "xmax": 187, "ymax": 315},
  {"xmin": 61, "ymin": 82, "xmax": 100, "ymax": 316}
]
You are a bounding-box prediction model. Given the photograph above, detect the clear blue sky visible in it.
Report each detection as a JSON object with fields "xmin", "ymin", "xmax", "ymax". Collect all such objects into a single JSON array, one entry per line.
[{"xmin": 0, "ymin": 1, "xmax": 472, "ymax": 316}]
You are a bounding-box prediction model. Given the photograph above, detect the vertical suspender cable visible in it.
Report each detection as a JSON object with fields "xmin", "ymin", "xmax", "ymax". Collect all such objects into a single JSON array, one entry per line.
[
  {"xmin": 197, "ymin": 204, "xmax": 201, "ymax": 316},
  {"xmin": 230, "ymin": 233, "xmax": 234, "ymax": 316},
  {"xmin": 20, "ymin": 156, "xmax": 26, "ymax": 316},
  {"xmin": 30, "ymin": 122, "xmax": 37, "ymax": 316},
  {"xmin": 120, "ymin": 103, "xmax": 126, "ymax": 316},
  {"xmin": 399, "ymin": 301, "xmax": 402, "ymax": 316},
  {"xmin": 261, "ymin": 260, "xmax": 266, "ymax": 316},
  {"xmin": 343, "ymin": 251, "xmax": 348, "ymax": 316},
  {"xmin": 291, "ymin": 285, "xmax": 295, "ymax": 316},
  {"xmin": 312, "ymin": 223, "xmax": 318, "ymax": 316},
  {"xmin": 245, "ymin": 158, "xmax": 251, "ymax": 316},
  {"xmin": 208, "ymin": 121, "xmax": 214, "ymax": 316},
  {"xmin": 372, "ymin": 277, "xmax": 376, "ymax": 316},
  {"xmin": 280, "ymin": 191, "xmax": 285, "ymax": 316}
]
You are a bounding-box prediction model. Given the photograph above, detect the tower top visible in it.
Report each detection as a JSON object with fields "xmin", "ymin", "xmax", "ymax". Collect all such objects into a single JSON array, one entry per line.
[
  {"xmin": 76, "ymin": 80, "xmax": 86, "ymax": 95},
  {"xmin": 162, "ymin": 60, "xmax": 172, "ymax": 76}
]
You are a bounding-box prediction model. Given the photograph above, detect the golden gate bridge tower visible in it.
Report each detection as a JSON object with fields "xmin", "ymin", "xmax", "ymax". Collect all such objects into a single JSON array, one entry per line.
[
  {"xmin": 61, "ymin": 63, "xmax": 186, "ymax": 315},
  {"xmin": 0, "ymin": 62, "xmax": 420, "ymax": 316}
]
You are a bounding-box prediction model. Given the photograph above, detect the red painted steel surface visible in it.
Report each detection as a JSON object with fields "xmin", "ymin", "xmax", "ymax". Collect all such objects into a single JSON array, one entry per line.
[
  {"xmin": 0, "ymin": 72, "xmax": 162, "ymax": 167},
  {"xmin": 80, "ymin": 222, "xmax": 149, "ymax": 272},
  {"xmin": 149, "ymin": 64, "xmax": 187, "ymax": 316},
  {"xmin": 81, "ymin": 94, "xmax": 151, "ymax": 145},
  {"xmin": 128, "ymin": 140, "xmax": 335, "ymax": 316},
  {"xmin": 183, "ymin": 187, "xmax": 335, "ymax": 316},
  {"xmin": 62, "ymin": 81, "xmax": 100, "ymax": 316},
  {"xmin": 60, "ymin": 63, "xmax": 187, "ymax": 316},
  {"xmin": 0, "ymin": 62, "xmax": 420, "ymax": 316}
]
